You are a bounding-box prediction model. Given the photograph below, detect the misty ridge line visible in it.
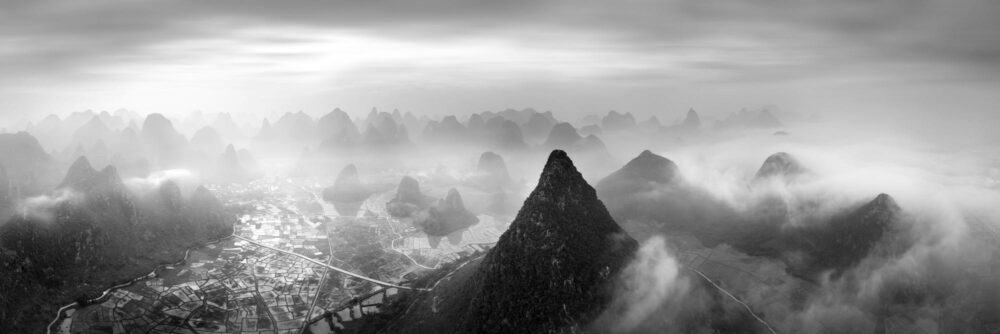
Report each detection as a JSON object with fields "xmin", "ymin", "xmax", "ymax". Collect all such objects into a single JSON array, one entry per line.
[{"xmin": 0, "ymin": 103, "xmax": 998, "ymax": 333}]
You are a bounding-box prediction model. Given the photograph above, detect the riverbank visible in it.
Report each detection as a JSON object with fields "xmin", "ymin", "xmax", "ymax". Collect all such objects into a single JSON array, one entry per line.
[{"xmin": 46, "ymin": 234, "xmax": 235, "ymax": 334}]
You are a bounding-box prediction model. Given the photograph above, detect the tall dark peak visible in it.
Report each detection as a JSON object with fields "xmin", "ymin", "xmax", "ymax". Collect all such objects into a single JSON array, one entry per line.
[
  {"xmin": 544, "ymin": 122, "xmax": 582, "ymax": 148},
  {"xmin": 387, "ymin": 176, "xmax": 431, "ymax": 217},
  {"xmin": 597, "ymin": 150, "xmax": 679, "ymax": 198},
  {"xmin": 323, "ymin": 164, "xmax": 370, "ymax": 203},
  {"xmin": 463, "ymin": 149, "xmax": 637, "ymax": 333},
  {"xmin": 418, "ymin": 188, "xmax": 479, "ymax": 236},
  {"xmin": 754, "ymin": 152, "xmax": 806, "ymax": 180}
]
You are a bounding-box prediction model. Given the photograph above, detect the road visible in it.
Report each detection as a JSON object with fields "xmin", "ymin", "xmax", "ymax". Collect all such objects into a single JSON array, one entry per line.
[
  {"xmin": 691, "ymin": 268, "xmax": 778, "ymax": 334},
  {"xmin": 233, "ymin": 235, "xmax": 428, "ymax": 291}
]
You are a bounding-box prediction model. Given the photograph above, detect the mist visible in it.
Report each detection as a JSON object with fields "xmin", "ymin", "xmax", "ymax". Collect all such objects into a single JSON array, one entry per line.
[{"xmin": 3, "ymin": 1, "xmax": 1000, "ymax": 333}]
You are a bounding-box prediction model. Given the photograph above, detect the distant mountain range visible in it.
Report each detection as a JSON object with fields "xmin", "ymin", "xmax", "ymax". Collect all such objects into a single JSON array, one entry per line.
[{"xmin": 597, "ymin": 150, "xmax": 905, "ymax": 281}]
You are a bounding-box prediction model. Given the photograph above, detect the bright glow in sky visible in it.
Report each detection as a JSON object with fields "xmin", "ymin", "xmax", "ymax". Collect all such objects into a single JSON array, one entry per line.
[{"xmin": 1, "ymin": 0, "xmax": 999, "ymax": 126}]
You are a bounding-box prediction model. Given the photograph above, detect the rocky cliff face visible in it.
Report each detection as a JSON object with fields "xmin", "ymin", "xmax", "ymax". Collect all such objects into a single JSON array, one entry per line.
[{"xmin": 461, "ymin": 149, "xmax": 638, "ymax": 333}]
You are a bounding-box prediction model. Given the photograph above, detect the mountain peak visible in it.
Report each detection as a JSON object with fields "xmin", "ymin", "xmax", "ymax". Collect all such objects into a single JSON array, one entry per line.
[
  {"xmin": 621, "ymin": 150, "xmax": 677, "ymax": 183},
  {"xmin": 464, "ymin": 149, "xmax": 637, "ymax": 333},
  {"xmin": 754, "ymin": 152, "xmax": 806, "ymax": 180},
  {"xmin": 535, "ymin": 149, "xmax": 581, "ymax": 189},
  {"xmin": 596, "ymin": 150, "xmax": 678, "ymax": 203},
  {"xmin": 60, "ymin": 156, "xmax": 98, "ymax": 188}
]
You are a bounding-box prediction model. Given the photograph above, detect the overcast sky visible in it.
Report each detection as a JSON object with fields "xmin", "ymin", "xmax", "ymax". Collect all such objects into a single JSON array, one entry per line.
[{"xmin": 2, "ymin": 0, "xmax": 999, "ymax": 125}]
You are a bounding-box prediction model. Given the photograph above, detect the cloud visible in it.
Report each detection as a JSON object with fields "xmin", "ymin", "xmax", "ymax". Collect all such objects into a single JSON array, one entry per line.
[
  {"xmin": 124, "ymin": 168, "xmax": 198, "ymax": 194},
  {"xmin": 593, "ymin": 235, "xmax": 690, "ymax": 332},
  {"xmin": 615, "ymin": 123, "xmax": 1000, "ymax": 333},
  {"xmin": 20, "ymin": 189, "xmax": 80, "ymax": 223}
]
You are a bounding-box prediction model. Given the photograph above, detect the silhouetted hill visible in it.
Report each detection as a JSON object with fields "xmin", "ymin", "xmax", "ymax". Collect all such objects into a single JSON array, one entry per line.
[
  {"xmin": 386, "ymin": 176, "xmax": 432, "ymax": 218},
  {"xmin": 597, "ymin": 150, "xmax": 679, "ymax": 199},
  {"xmin": 753, "ymin": 152, "xmax": 806, "ymax": 180},
  {"xmin": 682, "ymin": 108, "xmax": 701, "ymax": 130},
  {"xmin": 322, "ymin": 164, "xmax": 371, "ymax": 203},
  {"xmin": 471, "ymin": 151, "xmax": 511, "ymax": 190},
  {"xmin": 416, "ymin": 188, "xmax": 479, "ymax": 236}
]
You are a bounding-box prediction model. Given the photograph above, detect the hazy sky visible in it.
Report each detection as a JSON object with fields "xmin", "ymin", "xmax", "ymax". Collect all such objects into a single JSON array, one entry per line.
[{"xmin": 2, "ymin": 0, "xmax": 999, "ymax": 123}]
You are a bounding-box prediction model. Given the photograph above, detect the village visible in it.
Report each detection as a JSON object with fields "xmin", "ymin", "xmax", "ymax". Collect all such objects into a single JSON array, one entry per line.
[{"xmin": 58, "ymin": 177, "xmax": 505, "ymax": 334}]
